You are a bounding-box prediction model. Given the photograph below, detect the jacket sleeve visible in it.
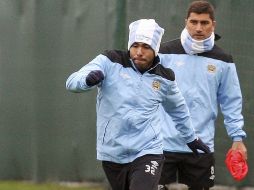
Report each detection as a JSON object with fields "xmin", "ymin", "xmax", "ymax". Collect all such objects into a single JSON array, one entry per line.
[
  {"xmin": 162, "ymin": 80, "xmax": 197, "ymax": 143},
  {"xmin": 66, "ymin": 54, "xmax": 107, "ymax": 92},
  {"xmin": 218, "ymin": 63, "xmax": 246, "ymax": 141}
]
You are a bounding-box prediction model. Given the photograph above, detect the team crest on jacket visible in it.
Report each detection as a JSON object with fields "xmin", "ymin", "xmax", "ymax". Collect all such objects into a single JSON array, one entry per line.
[
  {"xmin": 207, "ymin": 64, "xmax": 216, "ymax": 73},
  {"xmin": 152, "ymin": 80, "xmax": 160, "ymax": 90}
]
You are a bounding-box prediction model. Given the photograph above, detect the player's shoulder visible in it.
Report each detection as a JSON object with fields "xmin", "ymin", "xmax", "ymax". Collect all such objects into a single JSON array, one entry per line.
[
  {"xmin": 204, "ymin": 34, "xmax": 233, "ymax": 63},
  {"xmin": 102, "ymin": 50, "xmax": 131, "ymax": 67},
  {"xmin": 159, "ymin": 38, "xmax": 185, "ymax": 54},
  {"xmin": 159, "ymin": 38, "xmax": 234, "ymax": 63},
  {"xmin": 203, "ymin": 45, "xmax": 233, "ymax": 63}
]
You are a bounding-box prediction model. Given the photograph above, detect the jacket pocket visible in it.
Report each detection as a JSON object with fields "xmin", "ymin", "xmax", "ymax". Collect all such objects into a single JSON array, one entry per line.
[
  {"xmin": 149, "ymin": 124, "xmax": 158, "ymax": 140},
  {"xmin": 102, "ymin": 120, "xmax": 110, "ymax": 145}
]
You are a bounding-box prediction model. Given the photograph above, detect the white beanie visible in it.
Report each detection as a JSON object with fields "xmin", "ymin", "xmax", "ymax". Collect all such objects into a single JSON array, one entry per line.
[{"xmin": 128, "ymin": 19, "xmax": 164, "ymax": 56}]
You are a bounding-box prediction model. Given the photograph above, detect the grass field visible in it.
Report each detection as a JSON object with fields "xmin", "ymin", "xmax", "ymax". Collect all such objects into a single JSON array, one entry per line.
[
  {"xmin": 1, "ymin": 181, "xmax": 250, "ymax": 190},
  {"xmin": 0, "ymin": 181, "xmax": 105, "ymax": 190}
]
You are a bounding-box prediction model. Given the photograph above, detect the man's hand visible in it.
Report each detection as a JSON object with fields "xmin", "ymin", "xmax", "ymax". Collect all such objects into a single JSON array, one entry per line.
[
  {"xmin": 187, "ymin": 138, "xmax": 211, "ymax": 155},
  {"xmin": 232, "ymin": 141, "xmax": 247, "ymax": 160},
  {"xmin": 86, "ymin": 70, "xmax": 104, "ymax": 87}
]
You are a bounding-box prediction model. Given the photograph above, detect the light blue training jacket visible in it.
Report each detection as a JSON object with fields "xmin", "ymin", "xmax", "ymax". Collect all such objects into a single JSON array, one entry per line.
[
  {"xmin": 66, "ymin": 50, "xmax": 196, "ymax": 163},
  {"xmin": 159, "ymin": 39, "xmax": 246, "ymax": 153}
]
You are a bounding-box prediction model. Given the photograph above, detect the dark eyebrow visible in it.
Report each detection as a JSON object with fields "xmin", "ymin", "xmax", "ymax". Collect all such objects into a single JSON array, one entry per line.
[{"xmin": 189, "ymin": 19, "xmax": 210, "ymax": 24}]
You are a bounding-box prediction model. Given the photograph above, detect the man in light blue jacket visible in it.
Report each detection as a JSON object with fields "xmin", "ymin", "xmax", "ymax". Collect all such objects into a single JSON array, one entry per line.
[
  {"xmin": 66, "ymin": 19, "xmax": 210, "ymax": 190},
  {"xmin": 158, "ymin": 1, "xmax": 247, "ymax": 190}
]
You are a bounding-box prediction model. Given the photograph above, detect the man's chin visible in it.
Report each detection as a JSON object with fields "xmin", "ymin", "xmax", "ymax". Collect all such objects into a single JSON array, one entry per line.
[
  {"xmin": 135, "ymin": 64, "xmax": 148, "ymax": 71},
  {"xmin": 134, "ymin": 60, "xmax": 146, "ymax": 66},
  {"xmin": 193, "ymin": 35, "xmax": 206, "ymax": 40}
]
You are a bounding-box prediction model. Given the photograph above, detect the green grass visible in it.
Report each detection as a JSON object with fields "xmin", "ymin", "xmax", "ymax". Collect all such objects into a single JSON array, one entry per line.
[{"xmin": 0, "ymin": 181, "xmax": 105, "ymax": 190}]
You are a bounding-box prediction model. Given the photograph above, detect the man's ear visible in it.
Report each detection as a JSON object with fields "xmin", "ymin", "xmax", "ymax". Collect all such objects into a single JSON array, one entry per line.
[{"xmin": 212, "ymin": 20, "xmax": 216, "ymax": 31}]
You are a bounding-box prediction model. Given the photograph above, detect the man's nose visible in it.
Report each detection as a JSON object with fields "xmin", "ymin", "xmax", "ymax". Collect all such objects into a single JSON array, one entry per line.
[
  {"xmin": 136, "ymin": 47, "xmax": 143, "ymax": 55},
  {"xmin": 196, "ymin": 23, "xmax": 203, "ymax": 32}
]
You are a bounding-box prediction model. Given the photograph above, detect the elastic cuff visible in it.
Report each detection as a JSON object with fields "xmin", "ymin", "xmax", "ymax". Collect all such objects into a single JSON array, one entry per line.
[{"xmin": 232, "ymin": 136, "xmax": 243, "ymax": 142}]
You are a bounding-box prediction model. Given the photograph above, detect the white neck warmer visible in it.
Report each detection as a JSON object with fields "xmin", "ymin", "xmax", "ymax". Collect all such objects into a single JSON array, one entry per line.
[{"xmin": 180, "ymin": 28, "xmax": 215, "ymax": 55}]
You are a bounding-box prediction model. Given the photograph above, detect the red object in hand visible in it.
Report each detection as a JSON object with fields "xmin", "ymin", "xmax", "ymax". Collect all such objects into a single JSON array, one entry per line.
[{"xmin": 225, "ymin": 148, "xmax": 248, "ymax": 181}]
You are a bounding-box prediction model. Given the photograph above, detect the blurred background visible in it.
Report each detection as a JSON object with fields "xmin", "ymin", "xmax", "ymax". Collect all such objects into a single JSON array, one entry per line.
[{"xmin": 0, "ymin": 0, "xmax": 253, "ymax": 189}]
